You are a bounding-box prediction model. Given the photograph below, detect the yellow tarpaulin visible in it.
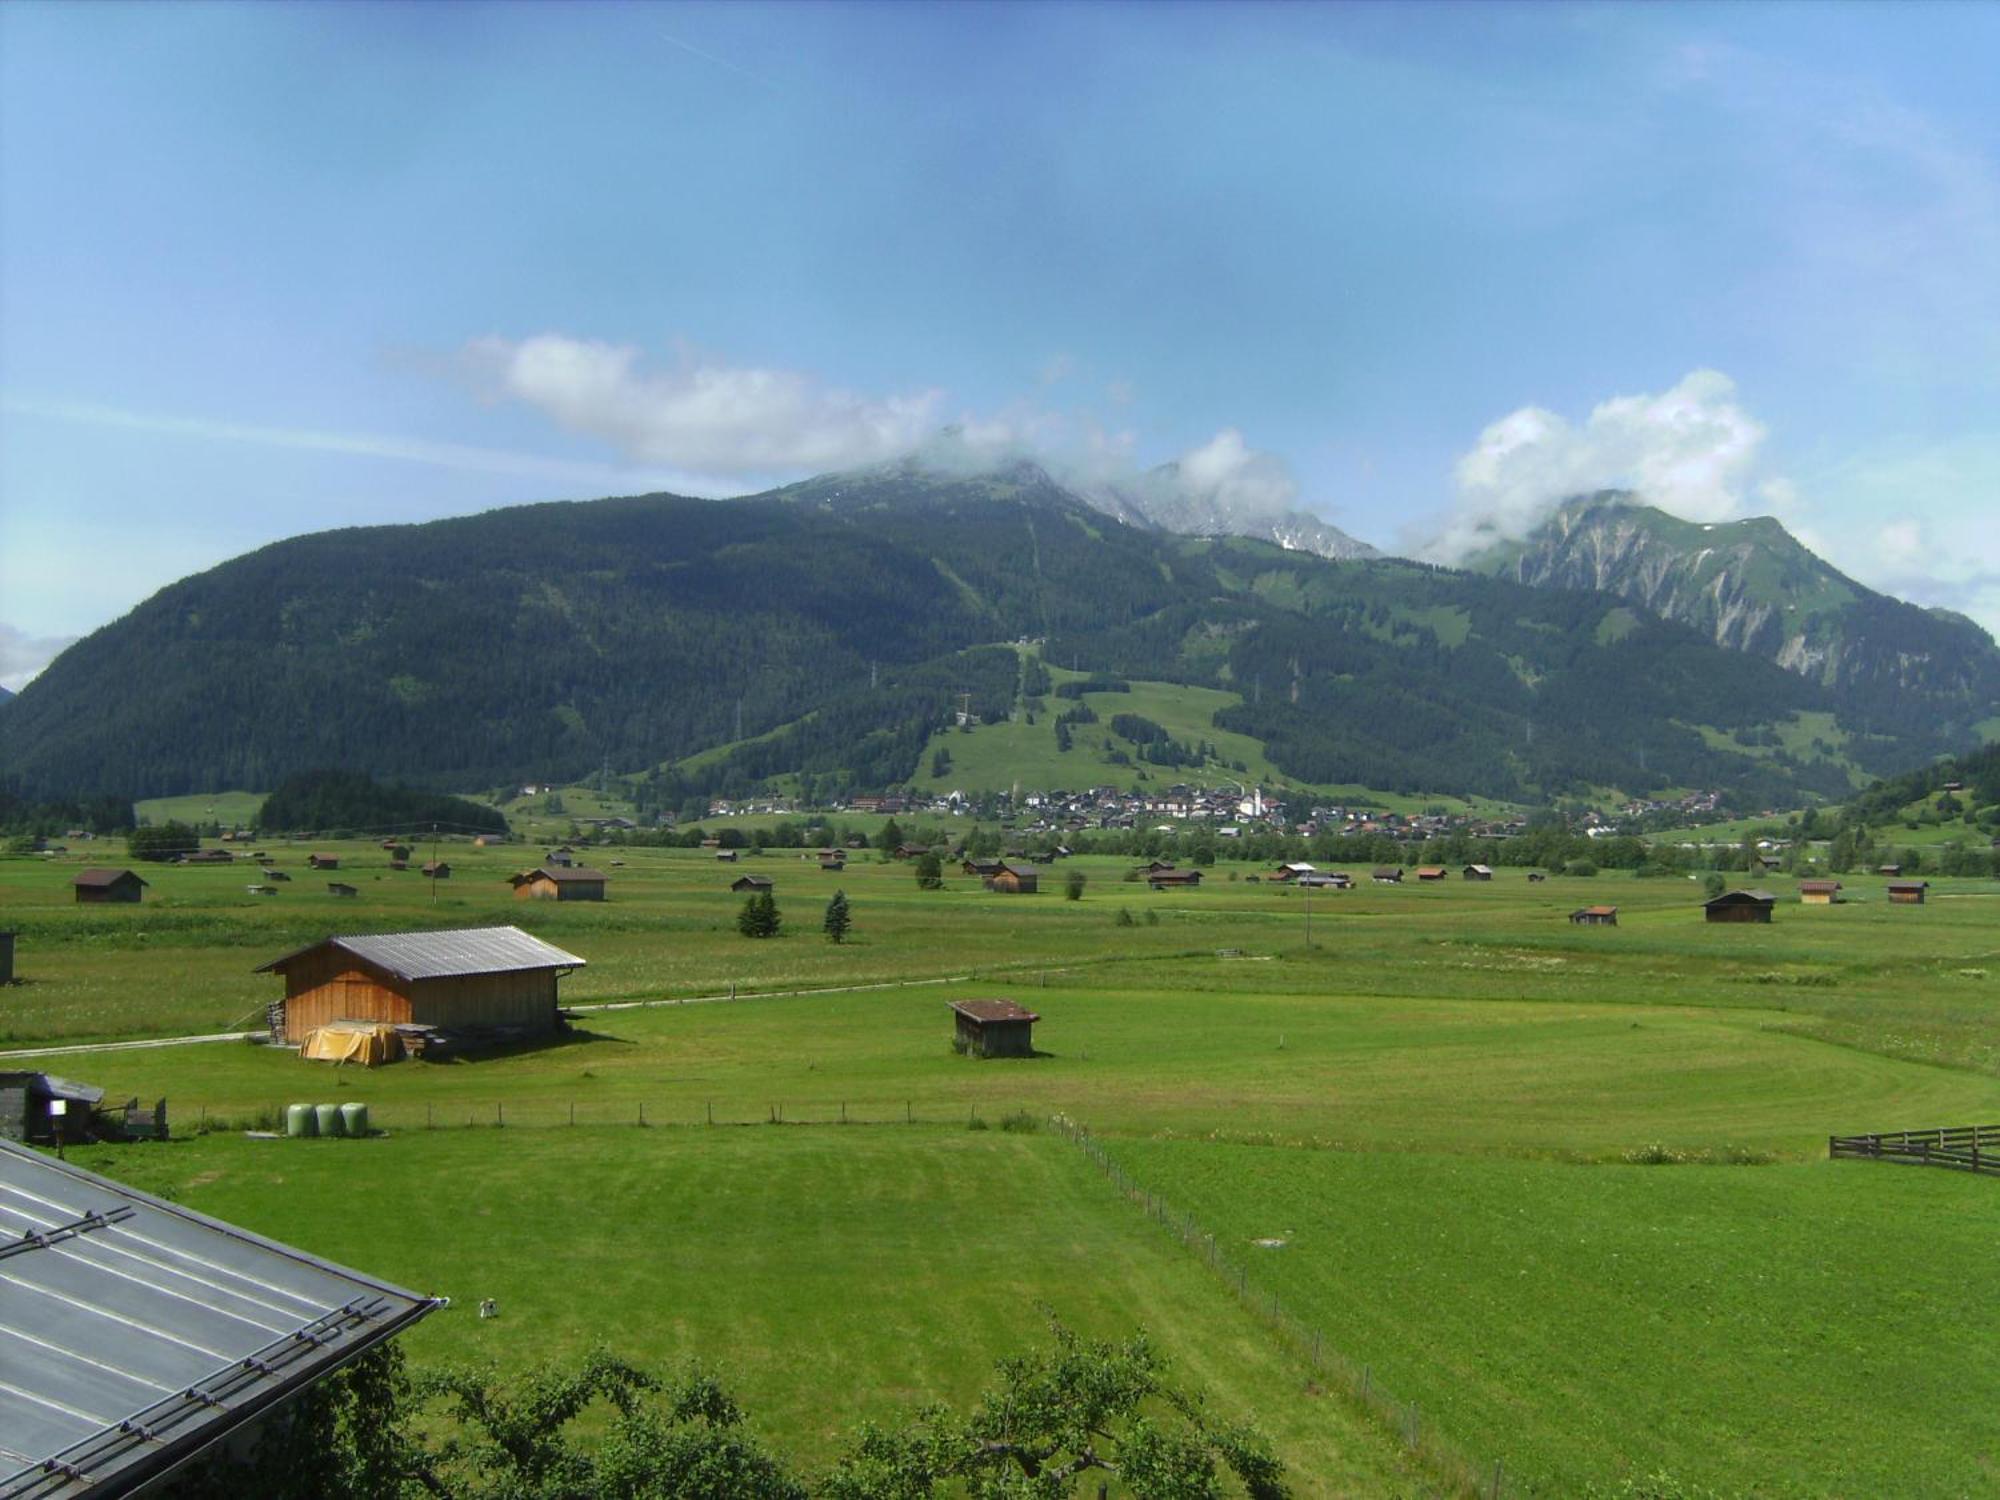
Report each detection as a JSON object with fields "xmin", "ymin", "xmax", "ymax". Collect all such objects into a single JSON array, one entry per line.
[{"xmin": 300, "ymin": 1023, "xmax": 403, "ymax": 1067}]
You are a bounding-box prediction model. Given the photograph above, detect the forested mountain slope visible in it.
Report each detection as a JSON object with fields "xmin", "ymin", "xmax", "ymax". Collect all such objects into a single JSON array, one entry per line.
[{"xmin": 0, "ymin": 469, "xmax": 1982, "ymax": 805}]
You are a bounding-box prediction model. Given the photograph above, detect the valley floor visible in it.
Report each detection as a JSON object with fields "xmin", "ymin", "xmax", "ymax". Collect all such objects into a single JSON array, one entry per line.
[{"xmin": 11, "ymin": 847, "xmax": 2000, "ymax": 1495}]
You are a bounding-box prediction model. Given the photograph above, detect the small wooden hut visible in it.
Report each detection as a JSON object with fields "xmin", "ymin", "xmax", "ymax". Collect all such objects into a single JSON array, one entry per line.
[
  {"xmin": 984, "ymin": 863, "xmax": 1041, "ymax": 894},
  {"xmin": 1886, "ymin": 880, "xmax": 1929, "ymax": 905},
  {"xmin": 1415, "ymin": 866, "xmax": 1448, "ymax": 882},
  {"xmin": 327, "ymin": 882, "xmax": 359, "ymax": 898},
  {"xmin": 949, "ymin": 999, "xmax": 1039, "ymax": 1059},
  {"xmin": 73, "ymin": 869, "xmax": 148, "ymax": 904},
  {"xmin": 1147, "ymin": 868, "xmax": 1203, "ymax": 888},
  {"xmin": 1463, "ymin": 864, "xmax": 1494, "ymax": 881},
  {"xmin": 509, "ymin": 867, "xmax": 608, "ymax": 902},
  {"xmin": 1704, "ymin": 889, "xmax": 1776, "ymax": 924},
  {"xmin": 1798, "ymin": 880, "xmax": 1842, "ymax": 905},
  {"xmin": 1569, "ymin": 905, "xmax": 1618, "ymax": 926},
  {"xmin": 306, "ymin": 853, "xmax": 339, "ymax": 870},
  {"xmin": 1371, "ymin": 866, "xmax": 1404, "ymax": 884},
  {"xmin": 421, "ymin": 861, "xmax": 452, "ymax": 880},
  {"xmin": 730, "ymin": 874, "xmax": 774, "ymax": 893}
]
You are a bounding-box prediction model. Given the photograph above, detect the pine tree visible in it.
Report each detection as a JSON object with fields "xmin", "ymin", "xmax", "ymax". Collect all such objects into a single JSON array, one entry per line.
[
  {"xmin": 823, "ymin": 889, "xmax": 851, "ymax": 943},
  {"xmin": 737, "ymin": 890, "xmax": 781, "ymax": 939}
]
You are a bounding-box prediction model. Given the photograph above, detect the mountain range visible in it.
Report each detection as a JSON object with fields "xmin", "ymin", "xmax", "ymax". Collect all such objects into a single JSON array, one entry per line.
[
  {"xmin": 1469, "ymin": 493, "xmax": 2000, "ymax": 708},
  {"xmin": 1, "ymin": 462, "xmax": 1991, "ymax": 809}
]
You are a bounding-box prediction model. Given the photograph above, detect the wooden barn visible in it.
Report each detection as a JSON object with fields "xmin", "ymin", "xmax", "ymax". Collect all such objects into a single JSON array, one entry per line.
[
  {"xmin": 1271, "ymin": 862, "xmax": 1315, "ymax": 882},
  {"xmin": 1798, "ymin": 880, "xmax": 1842, "ymax": 905},
  {"xmin": 1704, "ymin": 889, "xmax": 1776, "ymax": 924},
  {"xmin": 421, "ymin": 860, "xmax": 452, "ymax": 880},
  {"xmin": 1415, "ymin": 866, "xmax": 1448, "ymax": 882},
  {"xmin": 0, "ymin": 1071, "xmax": 103, "ymax": 1144},
  {"xmin": 731, "ymin": 874, "xmax": 774, "ymax": 893},
  {"xmin": 1371, "ymin": 866, "xmax": 1404, "ymax": 884},
  {"xmin": 327, "ymin": 882, "xmax": 358, "ymax": 898},
  {"xmin": 819, "ymin": 852, "xmax": 847, "ymax": 872},
  {"xmin": 983, "ymin": 862, "xmax": 1041, "ymax": 894},
  {"xmin": 73, "ymin": 869, "xmax": 147, "ymax": 904},
  {"xmin": 963, "ymin": 858, "xmax": 1003, "ymax": 878},
  {"xmin": 1463, "ymin": 864, "xmax": 1494, "ymax": 881},
  {"xmin": 1147, "ymin": 868, "xmax": 1203, "ymax": 888},
  {"xmin": 257, "ymin": 926, "xmax": 586, "ymax": 1045},
  {"xmin": 949, "ymin": 998, "xmax": 1039, "ymax": 1059},
  {"xmin": 509, "ymin": 866, "xmax": 608, "ymax": 902},
  {"xmin": 1297, "ymin": 871, "xmax": 1352, "ymax": 889},
  {"xmin": 306, "ymin": 853, "xmax": 339, "ymax": 870},
  {"xmin": 1887, "ymin": 880, "xmax": 1930, "ymax": 905},
  {"xmin": 1570, "ymin": 905, "xmax": 1619, "ymax": 926}
]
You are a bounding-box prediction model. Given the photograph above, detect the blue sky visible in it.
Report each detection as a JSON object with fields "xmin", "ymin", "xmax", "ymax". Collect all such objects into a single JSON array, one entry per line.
[{"xmin": 3, "ymin": 0, "xmax": 1997, "ymax": 688}]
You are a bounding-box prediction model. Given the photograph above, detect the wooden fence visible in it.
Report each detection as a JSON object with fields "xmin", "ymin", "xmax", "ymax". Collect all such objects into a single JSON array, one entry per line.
[{"xmin": 1829, "ymin": 1123, "xmax": 2000, "ymax": 1176}]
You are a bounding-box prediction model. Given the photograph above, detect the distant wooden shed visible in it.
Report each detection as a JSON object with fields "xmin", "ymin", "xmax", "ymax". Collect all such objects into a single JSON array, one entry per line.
[
  {"xmin": 1570, "ymin": 905, "xmax": 1618, "ymax": 926},
  {"xmin": 1415, "ymin": 866, "xmax": 1448, "ymax": 882},
  {"xmin": 949, "ymin": 999, "xmax": 1039, "ymax": 1059},
  {"xmin": 1371, "ymin": 866, "xmax": 1404, "ymax": 884},
  {"xmin": 73, "ymin": 869, "xmax": 148, "ymax": 904},
  {"xmin": 1705, "ymin": 889, "xmax": 1776, "ymax": 924},
  {"xmin": 0, "ymin": 1071, "xmax": 105, "ymax": 1144},
  {"xmin": 1798, "ymin": 880, "xmax": 1842, "ymax": 905},
  {"xmin": 1887, "ymin": 880, "xmax": 1929, "ymax": 905},
  {"xmin": 1147, "ymin": 868, "xmax": 1203, "ymax": 888},
  {"xmin": 256, "ymin": 925, "xmax": 586, "ymax": 1044},
  {"xmin": 509, "ymin": 866, "xmax": 608, "ymax": 902},
  {"xmin": 730, "ymin": 874, "xmax": 773, "ymax": 893},
  {"xmin": 984, "ymin": 863, "xmax": 1041, "ymax": 894},
  {"xmin": 421, "ymin": 861, "xmax": 452, "ymax": 880},
  {"xmin": 306, "ymin": 853, "xmax": 339, "ymax": 870},
  {"xmin": 1463, "ymin": 864, "xmax": 1494, "ymax": 881},
  {"xmin": 327, "ymin": 882, "xmax": 359, "ymax": 898}
]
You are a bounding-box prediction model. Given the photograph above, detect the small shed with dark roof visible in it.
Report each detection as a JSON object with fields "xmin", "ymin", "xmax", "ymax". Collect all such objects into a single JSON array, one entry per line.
[
  {"xmin": 72, "ymin": 868, "xmax": 148, "ymax": 904},
  {"xmin": 1569, "ymin": 905, "xmax": 1619, "ymax": 926},
  {"xmin": 731, "ymin": 874, "xmax": 774, "ymax": 893},
  {"xmin": 1704, "ymin": 889, "xmax": 1777, "ymax": 924},
  {"xmin": 256, "ymin": 925, "xmax": 586, "ymax": 1043},
  {"xmin": 1887, "ymin": 880, "xmax": 1929, "ymax": 904},
  {"xmin": 1371, "ymin": 866, "xmax": 1404, "ymax": 884},
  {"xmin": 509, "ymin": 866, "xmax": 608, "ymax": 902},
  {"xmin": 984, "ymin": 862, "xmax": 1042, "ymax": 894},
  {"xmin": 949, "ymin": 998, "xmax": 1040, "ymax": 1059}
]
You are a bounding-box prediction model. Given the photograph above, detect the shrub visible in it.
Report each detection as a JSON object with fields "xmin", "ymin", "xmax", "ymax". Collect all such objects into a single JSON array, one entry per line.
[
  {"xmin": 998, "ymin": 1110, "xmax": 1040, "ymax": 1133},
  {"xmin": 1115, "ymin": 907, "xmax": 1135, "ymax": 927}
]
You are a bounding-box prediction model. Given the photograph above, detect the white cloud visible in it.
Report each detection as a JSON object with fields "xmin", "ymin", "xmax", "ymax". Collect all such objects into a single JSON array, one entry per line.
[
  {"xmin": 463, "ymin": 335, "xmax": 944, "ymax": 477},
  {"xmin": 0, "ymin": 623, "xmax": 80, "ymax": 693},
  {"xmin": 1172, "ymin": 428, "xmax": 1299, "ymax": 518},
  {"xmin": 1429, "ymin": 370, "xmax": 1772, "ymax": 560}
]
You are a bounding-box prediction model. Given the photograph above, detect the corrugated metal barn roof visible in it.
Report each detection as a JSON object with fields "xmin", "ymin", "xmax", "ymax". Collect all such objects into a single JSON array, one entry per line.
[
  {"xmin": 0, "ymin": 1139, "xmax": 436, "ymax": 1498},
  {"xmin": 256, "ymin": 925, "xmax": 587, "ymax": 982}
]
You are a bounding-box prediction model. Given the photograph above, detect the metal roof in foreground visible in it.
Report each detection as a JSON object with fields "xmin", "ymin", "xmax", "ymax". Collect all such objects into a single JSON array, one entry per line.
[
  {"xmin": 0, "ymin": 1138, "xmax": 436, "ymax": 1498},
  {"xmin": 256, "ymin": 924, "xmax": 587, "ymax": 982}
]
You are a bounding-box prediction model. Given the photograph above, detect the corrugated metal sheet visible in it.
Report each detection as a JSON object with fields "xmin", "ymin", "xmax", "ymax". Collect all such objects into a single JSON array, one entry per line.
[
  {"xmin": 0, "ymin": 1139, "xmax": 436, "ymax": 1498},
  {"xmin": 258, "ymin": 925, "xmax": 586, "ymax": 982}
]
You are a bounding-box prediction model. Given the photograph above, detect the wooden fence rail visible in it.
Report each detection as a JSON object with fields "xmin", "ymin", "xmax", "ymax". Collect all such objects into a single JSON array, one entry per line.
[{"xmin": 1829, "ymin": 1124, "xmax": 2000, "ymax": 1177}]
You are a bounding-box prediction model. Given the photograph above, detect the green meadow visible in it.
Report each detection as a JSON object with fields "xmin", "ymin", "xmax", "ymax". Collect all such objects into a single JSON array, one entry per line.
[{"xmin": 11, "ymin": 844, "xmax": 2000, "ymax": 1495}]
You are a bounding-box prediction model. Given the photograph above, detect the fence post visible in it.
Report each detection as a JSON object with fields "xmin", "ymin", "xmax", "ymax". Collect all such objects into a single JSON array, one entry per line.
[{"xmin": 907, "ymin": 1100, "xmax": 912, "ymax": 1124}]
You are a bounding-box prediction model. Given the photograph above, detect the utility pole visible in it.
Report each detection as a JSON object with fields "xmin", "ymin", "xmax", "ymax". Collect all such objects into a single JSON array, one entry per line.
[{"xmin": 429, "ymin": 821, "xmax": 439, "ymax": 906}]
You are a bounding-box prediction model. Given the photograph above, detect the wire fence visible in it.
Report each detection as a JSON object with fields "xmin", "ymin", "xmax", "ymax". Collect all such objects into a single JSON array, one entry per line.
[
  {"xmin": 186, "ymin": 1097, "xmax": 1048, "ymax": 1136},
  {"xmin": 1050, "ymin": 1114, "xmax": 1507, "ymax": 1500}
]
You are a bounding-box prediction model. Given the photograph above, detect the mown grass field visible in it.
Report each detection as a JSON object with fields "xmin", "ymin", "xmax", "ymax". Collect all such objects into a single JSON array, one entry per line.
[{"xmin": 10, "ymin": 843, "xmax": 2000, "ymax": 1495}]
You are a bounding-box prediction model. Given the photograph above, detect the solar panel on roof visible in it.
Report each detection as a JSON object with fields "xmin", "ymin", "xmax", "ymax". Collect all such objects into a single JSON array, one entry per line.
[{"xmin": 0, "ymin": 1140, "xmax": 436, "ymax": 1499}]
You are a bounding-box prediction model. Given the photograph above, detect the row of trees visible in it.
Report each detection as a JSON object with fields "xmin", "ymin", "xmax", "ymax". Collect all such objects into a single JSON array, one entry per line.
[
  {"xmin": 738, "ymin": 891, "xmax": 853, "ymax": 943},
  {"xmin": 166, "ymin": 1325, "xmax": 1286, "ymax": 1499}
]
